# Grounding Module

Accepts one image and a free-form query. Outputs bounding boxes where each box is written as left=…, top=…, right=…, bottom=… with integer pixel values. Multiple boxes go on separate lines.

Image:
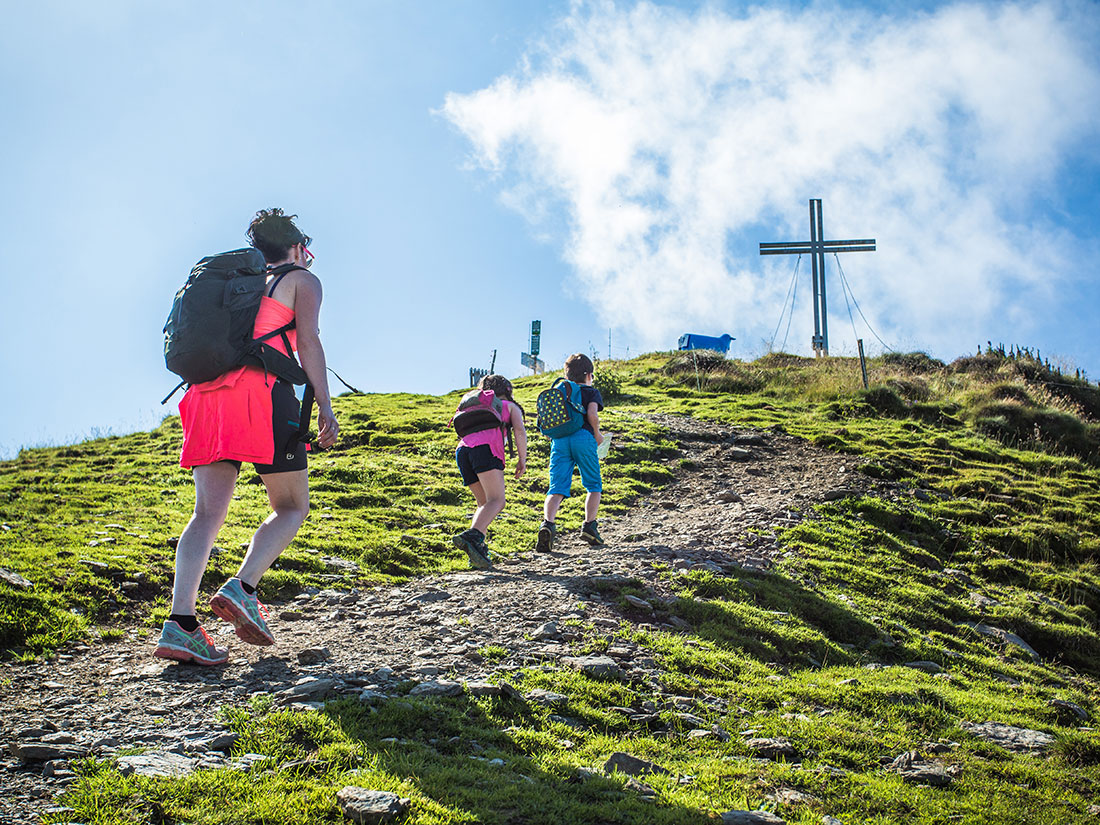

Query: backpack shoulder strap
left=266, top=264, right=308, bottom=298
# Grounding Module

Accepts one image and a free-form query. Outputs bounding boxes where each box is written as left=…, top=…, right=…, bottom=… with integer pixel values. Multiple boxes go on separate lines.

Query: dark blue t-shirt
left=580, top=385, right=604, bottom=435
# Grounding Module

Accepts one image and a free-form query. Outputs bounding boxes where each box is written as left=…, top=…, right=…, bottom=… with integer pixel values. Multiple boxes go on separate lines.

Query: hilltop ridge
left=1, top=350, right=1098, bottom=824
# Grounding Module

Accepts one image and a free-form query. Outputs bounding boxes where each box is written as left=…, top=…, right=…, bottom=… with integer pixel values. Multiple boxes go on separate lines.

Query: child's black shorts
left=455, top=444, right=505, bottom=486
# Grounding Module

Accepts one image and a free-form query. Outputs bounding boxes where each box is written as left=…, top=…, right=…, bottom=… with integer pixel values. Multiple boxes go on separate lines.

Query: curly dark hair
left=247, top=208, right=312, bottom=263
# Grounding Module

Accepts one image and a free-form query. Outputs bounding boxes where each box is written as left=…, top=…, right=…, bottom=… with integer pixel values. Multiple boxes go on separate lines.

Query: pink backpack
left=449, top=389, right=516, bottom=455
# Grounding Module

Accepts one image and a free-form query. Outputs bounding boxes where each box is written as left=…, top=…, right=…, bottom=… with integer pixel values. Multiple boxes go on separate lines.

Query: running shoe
left=535, top=521, right=556, bottom=552
left=453, top=529, right=492, bottom=570
left=209, top=577, right=275, bottom=646
left=580, top=520, right=605, bottom=546
left=153, top=620, right=229, bottom=666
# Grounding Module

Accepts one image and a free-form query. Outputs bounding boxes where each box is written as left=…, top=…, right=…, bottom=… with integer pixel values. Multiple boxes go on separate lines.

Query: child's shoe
left=535, top=520, right=556, bottom=553
left=153, top=620, right=229, bottom=666
left=453, top=528, right=492, bottom=570
left=580, top=520, right=605, bottom=546
left=210, top=577, right=275, bottom=646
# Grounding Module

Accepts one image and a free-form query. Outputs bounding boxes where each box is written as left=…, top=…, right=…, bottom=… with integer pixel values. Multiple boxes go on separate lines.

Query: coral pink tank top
left=178, top=296, right=299, bottom=468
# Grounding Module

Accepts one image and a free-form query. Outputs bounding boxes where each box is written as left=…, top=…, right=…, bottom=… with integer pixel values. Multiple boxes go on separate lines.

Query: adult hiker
left=155, top=208, right=338, bottom=665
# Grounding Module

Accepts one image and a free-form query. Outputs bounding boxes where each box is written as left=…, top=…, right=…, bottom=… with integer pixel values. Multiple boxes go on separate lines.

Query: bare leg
left=471, top=469, right=505, bottom=534
left=468, top=481, right=487, bottom=508
left=236, top=469, right=309, bottom=588
left=584, top=491, right=602, bottom=523
left=171, top=461, right=239, bottom=616
left=543, top=493, right=564, bottom=523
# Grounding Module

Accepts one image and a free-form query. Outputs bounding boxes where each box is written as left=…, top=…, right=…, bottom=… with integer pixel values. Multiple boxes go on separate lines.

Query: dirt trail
left=0, top=414, right=885, bottom=823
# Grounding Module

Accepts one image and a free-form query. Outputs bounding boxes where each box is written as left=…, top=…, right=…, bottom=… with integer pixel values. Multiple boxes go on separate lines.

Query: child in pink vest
left=451, top=374, right=528, bottom=568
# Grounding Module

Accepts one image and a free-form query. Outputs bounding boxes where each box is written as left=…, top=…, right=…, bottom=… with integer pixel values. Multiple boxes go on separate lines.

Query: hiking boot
left=153, top=620, right=229, bottom=666
left=535, top=521, right=556, bottom=552
left=453, top=529, right=492, bottom=570
left=580, top=520, right=605, bottom=546
left=209, top=577, right=275, bottom=646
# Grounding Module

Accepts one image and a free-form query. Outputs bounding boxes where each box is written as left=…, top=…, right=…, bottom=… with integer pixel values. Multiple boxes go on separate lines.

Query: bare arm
left=587, top=401, right=603, bottom=445
left=291, top=272, right=339, bottom=448
left=511, top=407, right=528, bottom=478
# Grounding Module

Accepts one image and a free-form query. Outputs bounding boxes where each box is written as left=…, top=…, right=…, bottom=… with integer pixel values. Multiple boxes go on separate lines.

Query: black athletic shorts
left=455, top=444, right=505, bottom=486
left=224, top=380, right=309, bottom=475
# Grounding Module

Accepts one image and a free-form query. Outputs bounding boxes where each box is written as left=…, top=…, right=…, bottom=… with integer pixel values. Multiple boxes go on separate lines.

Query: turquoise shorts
left=548, top=429, right=602, bottom=497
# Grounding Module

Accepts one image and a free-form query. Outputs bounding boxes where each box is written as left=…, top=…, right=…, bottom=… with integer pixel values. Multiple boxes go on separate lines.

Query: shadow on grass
left=323, top=691, right=713, bottom=825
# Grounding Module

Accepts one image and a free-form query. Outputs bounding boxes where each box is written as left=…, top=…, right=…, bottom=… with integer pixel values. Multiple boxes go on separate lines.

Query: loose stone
left=335, top=787, right=411, bottom=824
left=720, top=812, right=785, bottom=824
left=603, top=751, right=671, bottom=777
left=959, top=721, right=1055, bottom=753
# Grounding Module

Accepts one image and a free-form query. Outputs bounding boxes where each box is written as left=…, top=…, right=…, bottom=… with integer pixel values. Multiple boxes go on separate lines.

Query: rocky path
left=1, top=415, right=881, bottom=823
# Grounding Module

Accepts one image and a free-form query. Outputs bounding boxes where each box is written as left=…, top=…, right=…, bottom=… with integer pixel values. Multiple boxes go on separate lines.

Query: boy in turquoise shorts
left=536, top=353, right=605, bottom=551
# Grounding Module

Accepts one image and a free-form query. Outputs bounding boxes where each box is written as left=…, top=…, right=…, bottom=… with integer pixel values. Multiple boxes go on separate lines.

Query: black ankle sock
left=240, top=580, right=256, bottom=595
left=170, top=613, right=200, bottom=632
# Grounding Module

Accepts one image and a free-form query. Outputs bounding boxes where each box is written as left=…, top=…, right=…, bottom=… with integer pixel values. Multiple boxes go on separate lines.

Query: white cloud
left=443, top=1, right=1100, bottom=358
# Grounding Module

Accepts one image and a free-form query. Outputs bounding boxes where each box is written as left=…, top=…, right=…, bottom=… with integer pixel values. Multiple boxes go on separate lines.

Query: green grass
left=7, top=348, right=1100, bottom=823
left=0, top=388, right=677, bottom=656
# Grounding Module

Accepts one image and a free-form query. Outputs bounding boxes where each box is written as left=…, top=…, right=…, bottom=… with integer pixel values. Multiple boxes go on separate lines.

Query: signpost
left=522, top=321, right=545, bottom=373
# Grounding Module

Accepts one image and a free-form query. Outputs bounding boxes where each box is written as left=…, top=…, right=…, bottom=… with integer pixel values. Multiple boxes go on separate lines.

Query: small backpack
left=450, top=389, right=516, bottom=456
left=162, top=248, right=308, bottom=401
left=536, top=378, right=586, bottom=438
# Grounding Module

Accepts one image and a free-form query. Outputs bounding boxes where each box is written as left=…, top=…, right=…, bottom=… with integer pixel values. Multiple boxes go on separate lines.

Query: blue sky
left=2, top=0, right=1098, bottom=460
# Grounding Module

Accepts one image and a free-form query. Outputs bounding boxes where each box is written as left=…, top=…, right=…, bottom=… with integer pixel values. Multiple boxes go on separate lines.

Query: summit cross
left=760, top=199, right=875, bottom=357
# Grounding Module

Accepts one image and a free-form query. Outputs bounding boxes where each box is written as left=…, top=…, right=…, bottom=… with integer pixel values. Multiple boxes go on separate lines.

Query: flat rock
left=117, top=752, right=196, bottom=778
left=562, top=655, right=622, bottom=679
left=281, top=677, right=338, bottom=702
left=966, top=623, right=1040, bottom=662
left=603, top=751, right=671, bottom=777
left=408, top=680, right=463, bottom=697
left=960, top=721, right=1055, bottom=753
left=336, top=787, right=411, bottom=824
left=181, top=731, right=240, bottom=754
left=773, top=787, right=820, bottom=805
left=745, top=737, right=798, bottom=760
left=622, top=595, right=653, bottom=611
left=1049, top=699, right=1089, bottom=721
left=525, top=689, right=568, bottom=707
left=887, top=751, right=955, bottom=786
left=721, top=812, right=785, bottom=825
left=903, top=661, right=944, bottom=674
left=0, top=567, right=33, bottom=588
left=622, top=776, right=656, bottom=797
left=10, top=742, right=86, bottom=762
left=726, top=447, right=754, bottom=461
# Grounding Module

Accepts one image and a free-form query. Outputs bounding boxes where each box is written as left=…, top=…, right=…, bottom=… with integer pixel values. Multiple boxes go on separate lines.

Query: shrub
left=593, top=367, right=625, bottom=402
left=662, top=351, right=763, bottom=394
left=858, top=386, right=907, bottom=416
left=880, top=351, right=945, bottom=374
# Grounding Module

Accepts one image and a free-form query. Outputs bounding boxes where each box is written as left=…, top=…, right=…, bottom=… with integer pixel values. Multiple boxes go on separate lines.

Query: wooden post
left=857, top=339, right=869, bottom=389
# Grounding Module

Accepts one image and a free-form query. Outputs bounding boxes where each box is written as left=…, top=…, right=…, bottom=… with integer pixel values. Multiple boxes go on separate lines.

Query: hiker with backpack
left=450, top=374, right=528, bottom=569
left=155, top=208, right=338, bottom=666
left=535, top=353, right=606, bottom=551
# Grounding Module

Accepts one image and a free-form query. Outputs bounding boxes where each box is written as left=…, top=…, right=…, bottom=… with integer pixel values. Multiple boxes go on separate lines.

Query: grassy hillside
left=3, top=347, right=1099, bottom=824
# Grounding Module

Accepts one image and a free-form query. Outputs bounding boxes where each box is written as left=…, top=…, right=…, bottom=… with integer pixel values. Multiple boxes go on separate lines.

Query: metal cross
left=760, top=199, right=875, bottom=356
